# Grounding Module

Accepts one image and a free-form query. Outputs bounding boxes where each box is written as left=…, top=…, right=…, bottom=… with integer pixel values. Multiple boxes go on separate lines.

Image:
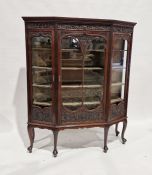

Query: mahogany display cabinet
left=22, top=17, right=136, bottom=157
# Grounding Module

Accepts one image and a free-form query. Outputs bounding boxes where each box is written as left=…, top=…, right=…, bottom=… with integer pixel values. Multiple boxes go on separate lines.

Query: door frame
left=57, top=29, right=110, bottom=125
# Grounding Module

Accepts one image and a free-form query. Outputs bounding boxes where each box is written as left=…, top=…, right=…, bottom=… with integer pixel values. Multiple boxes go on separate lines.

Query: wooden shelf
left=32, top=84, right=51, bottom=88
left=33, top=101, right=51, bottom=106
left=32, top=47, right=51, bottom=51
left=111, top=98, right=123, bottom=103
left=63, top=101, right=100, bottom=106
left=112, top=65, right=126, bottom=69
left=62, top=67, right=103, bottom=70
left=87, top=49, right=104, bottom=52
left=61, top=49, right=104, bottom=52
left=62, top=84, right=102, bottom=88
left=32, top=66, right=52, bottom=70
left=112, top=49, right=127, bottom=52
left=62, top=58, right=82, bottom=61
left=111, top=82, right=125, bottom=86
left=62, top=49, right=80, bottom=52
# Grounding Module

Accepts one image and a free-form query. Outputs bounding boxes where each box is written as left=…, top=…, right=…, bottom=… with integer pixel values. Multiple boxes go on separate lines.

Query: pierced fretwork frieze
left=32, top=106, right=53, bottom=122
left=62, top=105, right=104, bottom=122
left=109, top=101, right=125, bottom=120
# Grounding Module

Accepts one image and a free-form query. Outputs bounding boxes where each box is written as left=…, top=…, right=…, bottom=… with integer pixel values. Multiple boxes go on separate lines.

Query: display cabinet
left=22, top=17, right=136, bottom=157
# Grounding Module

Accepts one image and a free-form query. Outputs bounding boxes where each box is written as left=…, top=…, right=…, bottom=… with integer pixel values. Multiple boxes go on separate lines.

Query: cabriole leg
left=115, top=123, right=120, bottom=136
left=27, top=125, right=35, bottom=153
left=53, top=130, right=59, bottom=157
left=121, top=119, right=127, bottom=144
left=103, top=126, right=110, bottom=153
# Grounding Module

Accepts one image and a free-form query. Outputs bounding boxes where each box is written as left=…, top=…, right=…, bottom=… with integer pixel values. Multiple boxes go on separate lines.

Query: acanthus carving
left=109, top=101, right=125, bottom=119
left=32, top=106, right=53, bottom=122
left=27, top=22, right=54, bottom=29
left=30, top=32, right=51, bottom=38
left=62, top=105, right=104, bottom=122
left=113, top=26, right=133, bottom=33
left=57, top=24, right=111, bottom=31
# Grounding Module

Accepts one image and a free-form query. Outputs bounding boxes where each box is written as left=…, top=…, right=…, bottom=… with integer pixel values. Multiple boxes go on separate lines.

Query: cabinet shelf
left=32, top=66, right=52, bottom=70
left=62, top=49, right=80, bottom=52
left=33, top=101, right=51, bottom=106
left=87, top=49, right=104, bottom=52
left=32, top=84, right=51, bottom=88
left=111, top=82, right=125, bottom=86
left=32, top=47, right=51, bottom=51
left=62, top=58, right=82, bottom=61
left=112, top=49, right=127, bottom=52
left=61, top=49, right=104, bottom=52
left=112, top=65, right=126, bottom=69
left=111, top=98, right=123, bottom=103
left=62, top=84, right=102, bottom=88
left=63, top=101, right=100, bottom=106
left=62, top=67, right=103, bottom=70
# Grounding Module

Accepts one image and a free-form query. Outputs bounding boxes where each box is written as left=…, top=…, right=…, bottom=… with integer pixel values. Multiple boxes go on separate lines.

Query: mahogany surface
left=23, top=17, right=136, bottom=157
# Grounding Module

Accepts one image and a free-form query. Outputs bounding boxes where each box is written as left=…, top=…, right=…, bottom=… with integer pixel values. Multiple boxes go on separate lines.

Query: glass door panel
left=31, top=34, right=52, bottom=107
left=61, top=34, right=106, bottom=111
left=83, top=36, right=105, bottom=110
left=111, top=38, right=128, bottom=104
left=61, top=36, right=83, bottom=110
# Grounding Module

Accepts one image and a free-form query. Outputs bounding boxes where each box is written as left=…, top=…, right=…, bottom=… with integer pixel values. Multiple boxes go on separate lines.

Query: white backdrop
left=0, top=0, right=152, bottom=175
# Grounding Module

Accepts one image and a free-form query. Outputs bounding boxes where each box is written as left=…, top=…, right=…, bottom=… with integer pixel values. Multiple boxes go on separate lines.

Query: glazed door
left=28, top=31, right=55, bottom=124
left=109, top=34, right=131, bottom=120
left=59, top=31, right=108, bottom=123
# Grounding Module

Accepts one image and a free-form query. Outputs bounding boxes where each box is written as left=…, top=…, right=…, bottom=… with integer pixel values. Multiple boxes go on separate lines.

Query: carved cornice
left=113, top=26, right=133, bottom=33
left=26, top=22, right=133, bottom=34
left=26, top=22, right=54, bottom=29
left=27, top=22, right=111, bottom=31
left=57, top=24, right=111, bottom=31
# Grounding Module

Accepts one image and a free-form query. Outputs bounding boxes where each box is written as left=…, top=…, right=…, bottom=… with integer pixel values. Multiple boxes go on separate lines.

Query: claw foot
left=122, top=138, right=127, bottom=144
left=53, top=150, right=58, bottom=157
left=116, top=131, right=120, bottom=136
left=27, top=146, right=32, bottom=153
left=103, top=146, right=108, bottom=153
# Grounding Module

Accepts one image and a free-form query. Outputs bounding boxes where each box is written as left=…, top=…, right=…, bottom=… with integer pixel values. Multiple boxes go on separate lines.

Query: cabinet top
left=22, top=16, right=136, bottom=27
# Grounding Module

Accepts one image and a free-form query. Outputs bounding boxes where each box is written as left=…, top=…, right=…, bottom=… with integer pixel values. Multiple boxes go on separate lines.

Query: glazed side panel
left=108, top=31, right=133, bottom=121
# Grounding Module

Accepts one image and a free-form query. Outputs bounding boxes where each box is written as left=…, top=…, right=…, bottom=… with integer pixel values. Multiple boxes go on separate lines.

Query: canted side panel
left=108, top=31, right=133, bottom=121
